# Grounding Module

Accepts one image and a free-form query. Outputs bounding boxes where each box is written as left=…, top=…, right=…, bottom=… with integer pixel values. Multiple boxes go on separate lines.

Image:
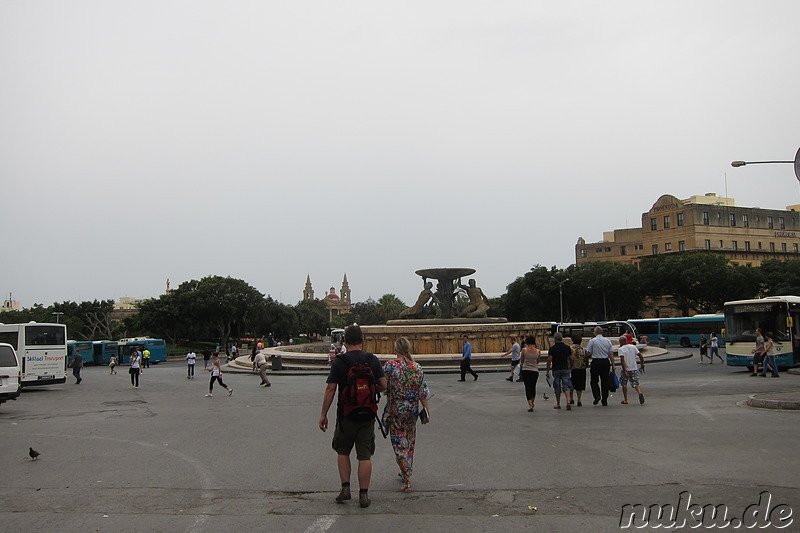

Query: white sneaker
left=228, top=389, right=234, bottom=396
left=205, top=393, right=213, bottom=397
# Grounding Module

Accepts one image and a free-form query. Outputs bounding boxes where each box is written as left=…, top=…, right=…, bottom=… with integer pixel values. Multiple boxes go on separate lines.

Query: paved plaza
left=2, top=352, right=798, bottom=532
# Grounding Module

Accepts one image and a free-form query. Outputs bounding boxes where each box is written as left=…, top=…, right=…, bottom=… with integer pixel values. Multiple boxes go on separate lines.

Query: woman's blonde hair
left=394, top=337, right=413, bottom=361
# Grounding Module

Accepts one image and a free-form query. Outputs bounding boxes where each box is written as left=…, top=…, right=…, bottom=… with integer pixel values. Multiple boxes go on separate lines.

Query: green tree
left=640, top=252, right=759, bottom=315
left=376, top=294, right=406, bottom=323
left=295, top=299, right=329, bottom=338
left=351, top=299, right=381, bottom=325
left=566, top=261, right=643, bottom=321
left=265, top=300, right=299, bottom=341
left=759, top=259, right=800, bottom=296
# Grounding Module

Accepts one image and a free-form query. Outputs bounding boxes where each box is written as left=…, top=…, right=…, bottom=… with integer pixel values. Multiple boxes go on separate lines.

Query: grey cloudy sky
left=2, top=1, right=799, bottom=309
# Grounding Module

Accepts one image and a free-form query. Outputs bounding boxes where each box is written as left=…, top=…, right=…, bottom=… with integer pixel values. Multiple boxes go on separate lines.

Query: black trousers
left=589, top=358, right=611, bottom=403
left=460, top=358, right=478, bottom=380
left=521, top=370, right=539, bottom=400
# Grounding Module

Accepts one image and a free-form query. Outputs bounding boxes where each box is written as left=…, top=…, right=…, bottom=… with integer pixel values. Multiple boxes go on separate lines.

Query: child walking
left=206, top=352, right=233, bottom=397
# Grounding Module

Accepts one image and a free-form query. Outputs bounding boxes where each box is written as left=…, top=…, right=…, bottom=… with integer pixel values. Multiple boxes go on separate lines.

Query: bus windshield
left=725, top=304, right=789, bottom=343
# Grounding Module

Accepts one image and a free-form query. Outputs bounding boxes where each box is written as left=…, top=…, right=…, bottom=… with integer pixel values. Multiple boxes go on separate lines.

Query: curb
left=745, top=392, right=800, bottom=411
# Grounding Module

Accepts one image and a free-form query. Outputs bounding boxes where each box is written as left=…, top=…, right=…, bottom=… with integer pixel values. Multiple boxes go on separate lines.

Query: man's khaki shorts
left=332, top=416, right=376, bottom=460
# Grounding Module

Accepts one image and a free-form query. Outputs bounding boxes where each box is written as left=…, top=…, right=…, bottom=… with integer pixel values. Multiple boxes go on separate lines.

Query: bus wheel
left=680, top=337, right=691, bottom=348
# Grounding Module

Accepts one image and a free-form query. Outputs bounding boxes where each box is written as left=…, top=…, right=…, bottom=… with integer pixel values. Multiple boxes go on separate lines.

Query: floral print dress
left=382, top=358, right=430, bottom=485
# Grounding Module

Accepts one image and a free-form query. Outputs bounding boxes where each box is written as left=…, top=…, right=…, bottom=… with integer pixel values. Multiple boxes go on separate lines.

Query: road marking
left=304, top=515, right=338, bottom=533
left=694, top=405, right=715, bottom=421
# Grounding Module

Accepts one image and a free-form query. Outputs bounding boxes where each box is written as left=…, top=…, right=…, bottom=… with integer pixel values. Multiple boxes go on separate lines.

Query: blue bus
left=68, top=340, right=95, bottom=366
left=627, top=319, right=660, bottom=344
left=658, top=315, right=725, bottom=348
left=117, top=338, right=167, bottom=364
left=724, top=296, right=800, bottom=371
left=92, top=340, right=118, bottom=365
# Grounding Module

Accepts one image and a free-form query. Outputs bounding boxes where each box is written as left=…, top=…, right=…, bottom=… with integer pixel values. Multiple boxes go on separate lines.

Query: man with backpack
left=319, top=324, right=387, bottom=508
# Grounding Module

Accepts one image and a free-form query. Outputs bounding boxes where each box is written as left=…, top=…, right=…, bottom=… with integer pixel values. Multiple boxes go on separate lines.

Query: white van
left=0, top=342, right=22, bottom=405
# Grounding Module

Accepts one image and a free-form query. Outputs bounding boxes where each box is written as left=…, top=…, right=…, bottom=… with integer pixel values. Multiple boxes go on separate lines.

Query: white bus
left=0, top=322, right=68, bottom=386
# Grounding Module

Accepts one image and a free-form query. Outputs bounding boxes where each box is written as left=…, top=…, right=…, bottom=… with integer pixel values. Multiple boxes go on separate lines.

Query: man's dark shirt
left=326, top=349, right=385, bottom=417
left=548, top=342, right=572, bottom=371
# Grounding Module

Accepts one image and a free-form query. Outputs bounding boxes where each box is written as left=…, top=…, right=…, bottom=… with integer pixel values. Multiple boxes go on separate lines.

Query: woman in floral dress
left=382, top=337, right=431, bottom=493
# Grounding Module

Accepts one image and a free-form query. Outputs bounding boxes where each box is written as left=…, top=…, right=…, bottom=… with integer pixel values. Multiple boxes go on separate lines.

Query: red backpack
left=339, top=352, right=379, bottom=422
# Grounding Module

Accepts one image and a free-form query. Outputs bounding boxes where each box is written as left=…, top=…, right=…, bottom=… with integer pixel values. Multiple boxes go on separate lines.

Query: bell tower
left=303, top=275, right=315, bottom=300
left=340, top=273, right=351, bottom=305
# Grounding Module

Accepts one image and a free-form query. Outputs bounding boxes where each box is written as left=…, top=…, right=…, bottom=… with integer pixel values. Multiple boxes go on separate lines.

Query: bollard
left=271, top=355, right=283, bottom=371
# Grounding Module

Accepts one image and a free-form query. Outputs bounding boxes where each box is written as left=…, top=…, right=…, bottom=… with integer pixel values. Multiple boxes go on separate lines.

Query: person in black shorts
left=319, top=324, right=387, bottom=508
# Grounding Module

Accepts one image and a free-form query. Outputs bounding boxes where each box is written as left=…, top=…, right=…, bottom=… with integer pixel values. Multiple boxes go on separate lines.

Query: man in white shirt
left=617, top=337, right=644, bottom=404
left=254, top=350, right=271, bottom=387
left=186, top=351, right=196, bottom=379
left=586, top=326, right=615, bottom=406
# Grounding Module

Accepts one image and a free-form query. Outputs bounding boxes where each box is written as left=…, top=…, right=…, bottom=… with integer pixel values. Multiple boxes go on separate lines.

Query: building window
left=729, top=213, right=736, bottom=226
left=664, top=216, right=671, bottom=229
left=794, top=244, right=798, bottom=253
left=620, top=246, right=627, bottom=256
left=780, top=217, right=786, bottom=230
left=705, top=239, right=711, bottom=250
left=743, top=214, right=749, bottom=227
left=702, top=211, right=709, bottom=225
left=652, top=244, right=659, bottom=255
left=770, top=242, right=775, bottom=252
left=745, top=241, right=751, bottom=251
left=677, top=213, right=684, bottom=227
left=580, top=249, right=587, bottom=258
left=747, top=262, right=752, bottom=267
left=732, top=241, right=738, bottom=251
left=758, top=242, right=762, bottom=249
left=678, top=240, right=686, bottom=251
left=596, top=248, right=602, bottom=252
left=719, top=240, right=724, bottom=249
left=782, top=243, right=787, bottom=252
left=665, top=242, right=672, bottom=251
left=650, top=218, right=657, bottom=231
left=605, top=247, right=611, bottom=252
left=768, top=216, right=774, bottom=229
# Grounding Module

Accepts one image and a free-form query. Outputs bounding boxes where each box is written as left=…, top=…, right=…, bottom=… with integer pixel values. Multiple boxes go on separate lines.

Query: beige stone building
left=577, top=193, right=800, bottom=269
left=303, top=274, right=352, bottom=321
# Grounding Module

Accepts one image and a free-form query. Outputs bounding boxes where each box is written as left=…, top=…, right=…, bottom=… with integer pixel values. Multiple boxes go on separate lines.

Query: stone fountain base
left=362, top=321, right=551, bottom=356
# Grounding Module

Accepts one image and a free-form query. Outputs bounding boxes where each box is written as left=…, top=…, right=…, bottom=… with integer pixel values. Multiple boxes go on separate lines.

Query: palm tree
left=376, top=294, right=406, bottom=323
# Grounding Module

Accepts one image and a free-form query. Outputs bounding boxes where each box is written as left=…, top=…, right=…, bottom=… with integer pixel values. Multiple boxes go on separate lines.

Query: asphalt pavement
left=1, top=350, right=798, bottom=532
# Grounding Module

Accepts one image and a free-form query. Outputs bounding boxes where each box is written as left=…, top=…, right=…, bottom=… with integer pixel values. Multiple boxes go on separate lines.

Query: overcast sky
left=2, top=1, right=799, bottom=309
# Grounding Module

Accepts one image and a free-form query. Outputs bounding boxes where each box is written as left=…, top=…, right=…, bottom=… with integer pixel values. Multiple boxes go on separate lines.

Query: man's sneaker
left=228, top=388, right=234, bottom=396
left=335, top=486, right=351, bottom=503
left=205, top=394, right=213, bottom=397
left=359, top=491, right=370, bottom=508
left=639, top=393, right=645, bottom=404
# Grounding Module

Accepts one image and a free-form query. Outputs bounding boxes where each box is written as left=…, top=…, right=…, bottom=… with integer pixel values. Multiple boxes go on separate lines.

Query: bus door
left=791, top=312, right=800, bottom=365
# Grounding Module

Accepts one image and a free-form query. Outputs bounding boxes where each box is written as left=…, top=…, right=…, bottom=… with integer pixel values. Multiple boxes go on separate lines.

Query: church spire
left=303, top=275, right=314, bottom=300
left=340, top=273, right=351, bottom=305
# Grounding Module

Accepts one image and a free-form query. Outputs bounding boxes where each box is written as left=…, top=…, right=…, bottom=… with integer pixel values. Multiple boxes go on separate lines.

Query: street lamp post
left=731, top=146, right=800, bottom=182
left=51, top=312, right=64, bottom=324
left=554, top=278, right=569, bottom=323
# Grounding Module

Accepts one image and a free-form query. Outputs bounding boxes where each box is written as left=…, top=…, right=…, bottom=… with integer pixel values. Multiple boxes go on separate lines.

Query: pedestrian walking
left=186, top=350, right=196, bottom=379
left=709, top=332, right=723, bottom=364
left=761, top=332, right=779, bottom=378
left=618, top=336, right=645, bottom=404
left=751, top=328, right=765, bottom=376
left=459, top=335, right=478, bottom=381
left=382, top=337, right=431, bottom=493
left=206, top=353, right=233, bottom=397
left=69, top=351, right=83, bottom=384
left=587, top=326, right=614, bottom=406
left=519, top=335, right=541, bottom=411
left=570, top=333, right=589, bottom=407
left=254, top=350, right=271, bottom=387
left=109, top=354, right=118, bottom=375
left=546, top=332, right=573, bottom=410
left=129, top=348, right=142, bottom=388
left=319, top=324, right=387, bottom=508
left=501, top=336, right=521, bottom=382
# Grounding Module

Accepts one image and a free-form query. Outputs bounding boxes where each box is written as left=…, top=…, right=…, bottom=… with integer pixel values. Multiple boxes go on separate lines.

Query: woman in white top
left=762, top=332, right=779, bottom=377
left=519, top=335, right=541, bottom=411
left=206, top=353, right=233, bottom=397
left=129, top=349, right=142, bottom=388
